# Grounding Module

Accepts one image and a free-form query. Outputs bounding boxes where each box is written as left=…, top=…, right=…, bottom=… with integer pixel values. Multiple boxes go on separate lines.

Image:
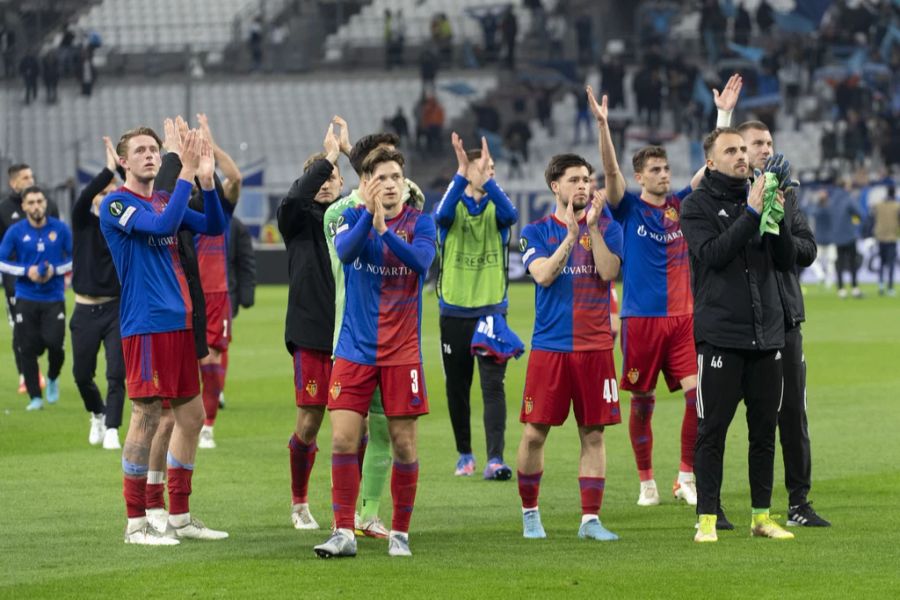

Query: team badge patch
left=627, top=369, right=640, bottom=384
left=48, top=231, right=58, bottom=242
left=330, top=382, right=341, bottom=400
left=518, top=237, right=528, bottom=252
left=579, top=232, right=591, bottom=251
left=397, top=229, right=408, bottom=242
left=524, top=396, right=534, bottom=415
left=306, top=380, right=318, bottom=397
left=109, top=200, right=124, bottom=217
left=664, top=207, right=679, bottom=223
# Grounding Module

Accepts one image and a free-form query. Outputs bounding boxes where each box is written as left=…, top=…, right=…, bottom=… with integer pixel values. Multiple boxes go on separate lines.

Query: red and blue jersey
left=521, top=212, right=623, bottom=352
left=100, top=179, right=225, bottom=337
left=334, top=204, right=436, bottom=366
left=196, top=190, right=235, bottom=295
left=611, top=188, right=693, bottom=318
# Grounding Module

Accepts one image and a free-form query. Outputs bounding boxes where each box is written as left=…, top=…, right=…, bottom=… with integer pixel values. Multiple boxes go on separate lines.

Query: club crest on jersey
left=627, top=368, right=640, bottom=384
left=524, top=396, right=534, bottom=415
left=109, top=200, right=124, bottom=217
left=330, top=381, right=341, bottom=400
left=48, top=231, right=58, bottom=242
left=306, top=380, right=318, bottom=397
left=579, top=232, right=591, bottom=251
left=518, top=237, right=528, bottom=252
left=397, top=229, right=408, bottom=243
left=664, top=207, right=679, bottom=223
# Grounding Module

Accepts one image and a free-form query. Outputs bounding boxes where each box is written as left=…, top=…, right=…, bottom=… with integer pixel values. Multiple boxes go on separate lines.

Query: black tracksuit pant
left=4, top=293, right=24, bottom=375
left=778, top=326, right=812, bottom=507
left=695, top=343, right=783, bottom=515
left=440, top=315, right=508, bottom=461
left=15, top=299, right=66, bottom=399
left=70, top=299, right=126, bottom=428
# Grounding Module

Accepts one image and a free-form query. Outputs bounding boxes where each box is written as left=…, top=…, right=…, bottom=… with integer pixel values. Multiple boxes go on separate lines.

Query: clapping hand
left=586, top=85, right=608, bottom=126
left=197, top=131, right=216, bottom=190
left=587, top=189, right=607, bottom=229
left=564, top=196, right=580, bottom=241
left=104, top=136, right=118, bottom=171
left=323, top=123, right=340, bottom=162
left=713, top=73, right=743, bottom=112
left=332, top=115, right=352, bottom=156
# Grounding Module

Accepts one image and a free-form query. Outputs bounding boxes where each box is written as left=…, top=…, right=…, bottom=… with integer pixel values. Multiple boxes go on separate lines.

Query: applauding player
left=101, top=126, right=227, bottom=545
left=516, top=154, right=624, bottom=541
left=588, top=83, right=711, bottom=507
left=314, top=148, right=436, bottom=558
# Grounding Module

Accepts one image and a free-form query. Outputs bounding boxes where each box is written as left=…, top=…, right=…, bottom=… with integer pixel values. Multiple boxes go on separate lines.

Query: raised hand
left=360, top=176, right=383, bottom=215
left=197, top=133, right=216, bottom=189
left=180, top=130, right=202, bottom=173
left=332, top=115, right=352, bottom=155
left=764, top=153, right=793, bottom=190
left=713, top=73, right=743, bottom=112
left=372, top=194, right=387, bottom=234
left=586, top=85, right=608, bottom=126
left=451, top=131, right=468, bottom=176
left=587, top=188, right=607, bottom=228
left=475, top=135, right=492, bottom=181
left=323, top=123, right=340, bottom=161
left=175, top=115, right=190, bottom=143
left=163, top=118, right=182, bottom=155
left=103, top=136, right=118, bottom=171
left=564, top=196, right=579, bottom=240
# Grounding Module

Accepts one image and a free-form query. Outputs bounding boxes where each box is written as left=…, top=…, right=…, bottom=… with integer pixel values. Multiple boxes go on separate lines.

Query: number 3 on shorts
left=410, top=369, right=419, bottom=394
left=603, top=378, right=619, bottom=403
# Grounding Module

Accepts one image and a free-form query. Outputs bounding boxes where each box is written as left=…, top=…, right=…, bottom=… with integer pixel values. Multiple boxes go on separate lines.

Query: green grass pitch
left=1, top=283, right=899, bottom=599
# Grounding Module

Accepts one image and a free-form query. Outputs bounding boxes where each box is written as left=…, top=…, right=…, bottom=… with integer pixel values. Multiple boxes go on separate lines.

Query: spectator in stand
left=757, top=0, right=776, bottom=35
left=600, top=52, right=626, bottom=109
left=572, top=84, right=593, bottom=145
left=41, top=51, right=59, bottom=104
left=422, top=92, right=446, bottom=154
left=701, top=0, right=726, bottom=65
left=59, top=25, right=76, bottom=77
left=575, top=15, right=594, bottom=65
left=874, top=187, right=900, bottom=296
left=19, top=52, right=39, bottom=105
left=667, top=54, right=694, bottom=134
left=389, top=107, right=410, bottom=147
left=80, top=47, right=95, bottom=97
left=505, top=99, right=533, bottom=174
left=475, top=8, right=499, bottom=63
left=1, top=24, right=15, bottom=79
left=633, top=64, right=663, bottom=131
left=431, top=13, right=453, bottom=65
left=249, top=16, right=264, bottom=71
left=734, top=2, right=753, bottom=46
left=501, top=6, right=518, bottom=70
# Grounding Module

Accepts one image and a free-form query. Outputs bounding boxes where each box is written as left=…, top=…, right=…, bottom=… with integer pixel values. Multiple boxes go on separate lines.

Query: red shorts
left=205, top=292, right=232, bottom=352
left=521, top=349, right=622, bottom=427
left=293, top=348, right=333, bottom=407
left=123, top=330, right=200, bottom=400
left=620, top=315, right=697, bottom=393
left=328, top=358, right=428, bottom=418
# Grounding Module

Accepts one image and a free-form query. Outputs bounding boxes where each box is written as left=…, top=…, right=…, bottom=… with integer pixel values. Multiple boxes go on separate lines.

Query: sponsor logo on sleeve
left=518, top=237, right=528, bottom=252
left=109, top=200, right=124, bottom=217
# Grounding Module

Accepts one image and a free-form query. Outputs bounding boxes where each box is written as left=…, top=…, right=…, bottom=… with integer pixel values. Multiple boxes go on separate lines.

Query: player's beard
left=570, top=195, right=589, bottom=211
left=27, top=209, right=46, bottom=224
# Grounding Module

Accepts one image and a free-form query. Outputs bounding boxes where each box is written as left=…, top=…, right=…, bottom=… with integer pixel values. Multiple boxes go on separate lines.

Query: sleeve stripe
left=336, top=224, right=349, bottom=234
left=522, top=248, right=536, bottom=263
left=55, top=261, right=73, bottom=275
left=0, top=261, right=26, bottom=276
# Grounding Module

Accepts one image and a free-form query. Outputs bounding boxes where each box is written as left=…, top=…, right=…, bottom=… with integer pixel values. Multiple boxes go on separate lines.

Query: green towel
left=759, top=172, right=784, bottom=236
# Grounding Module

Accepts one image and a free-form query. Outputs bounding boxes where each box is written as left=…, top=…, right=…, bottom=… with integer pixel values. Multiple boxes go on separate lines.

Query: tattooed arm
left=524, top=198, right=581, bottom=288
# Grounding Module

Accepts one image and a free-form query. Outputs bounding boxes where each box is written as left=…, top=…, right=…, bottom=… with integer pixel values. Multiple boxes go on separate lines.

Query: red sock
left=331, top=453, right=360, bottom=530
left=220, top=349, right=228, bottom=386
left=390, top=460, right=419, bottom=533
left=680, top=388, right=698, bottom=472
left=629, top=395, right=655, bottom=481
left=146, top=483, right=166, bottom=510
left=579, top=477, right=606, bottom=515
left=517, top=470, right=542, bottom=509
left=357, top=434, right=368, bottom=476
left=167, top=467, right=193, bottom=516
left=123, top=476, right=147, bottom=518
left=200, top=365, right=221, bottom=426
left=288, top=434, right=317, bottom=504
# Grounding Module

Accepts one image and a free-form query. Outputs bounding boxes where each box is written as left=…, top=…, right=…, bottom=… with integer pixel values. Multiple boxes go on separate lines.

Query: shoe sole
left=314, top=548, right=355, bottom=559
left=485, top=467, right=512, bottom=481
left=786, top=520, right=830, bottom=527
